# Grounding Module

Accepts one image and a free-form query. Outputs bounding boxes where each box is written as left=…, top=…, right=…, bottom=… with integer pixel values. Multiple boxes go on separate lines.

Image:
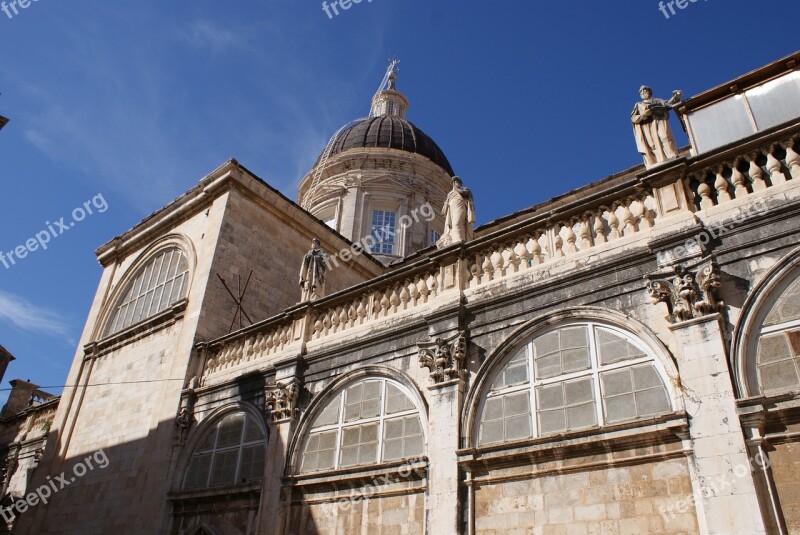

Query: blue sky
left=0, top=0, right=798, bottom=401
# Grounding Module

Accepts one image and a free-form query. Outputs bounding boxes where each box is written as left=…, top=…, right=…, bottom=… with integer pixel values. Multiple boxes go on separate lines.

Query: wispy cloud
left=181, top=20, right=242, bottom=50
left=0, top=290, right=74, bottom=341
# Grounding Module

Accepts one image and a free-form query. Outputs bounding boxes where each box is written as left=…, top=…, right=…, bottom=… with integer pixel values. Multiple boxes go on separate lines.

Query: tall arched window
left=300, top=378, right=424, bottom=473
left=103, top=247, right=189, bottom=336
left=753, top=273, right=800, bottom=394
left=183, top=412, right=266, bottom=490
left=477, top=322, right=672, bottom=446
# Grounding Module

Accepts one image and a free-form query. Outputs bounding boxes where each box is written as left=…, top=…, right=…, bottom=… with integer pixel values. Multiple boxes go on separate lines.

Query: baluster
left=714, top=166, right=732, bottom=204
left=731, top=160, right=749, bottom=198
left=578, top=216, right=592, bottom=249
left=783, top=140, right=800, bottom=181
left=553, top=232, right=565, bottom=258
left=607, top=207, right=621, bottom=241
left=482, top=251, right=494, bottom=280
left=697, top=180, right=715, bottom=210
left=491, top=248, right=504, bottom=276
left=528, top=234, right=543, bottom=265
left=620, top=201, right=637, bottom=237
left=356, top=298, right=367, bottom=324
left=563, top=222, right=578, bottom=254
left=766, top=148, right=786, bottom=185
left=408, top=280, right=420, bottom=305
left=418, top=276, right=429, bottom=302
left=399, top=283, right=410, bottom=309
left=339, top=307, right=349, bottom=329
left=593, top=212, right=606, bottom=245
left=747, top=154, right=767, bottom=191
left=514, top=239, right=529, bottom=270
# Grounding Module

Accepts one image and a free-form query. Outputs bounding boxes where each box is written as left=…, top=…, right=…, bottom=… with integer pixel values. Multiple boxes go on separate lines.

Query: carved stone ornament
left=645, top=258, right=722, bottom=324
left=418, top=331, right=467, bottom=385
left=265, top=380, right=301, bottom=423
left=174, top=378, right=198, bottom=446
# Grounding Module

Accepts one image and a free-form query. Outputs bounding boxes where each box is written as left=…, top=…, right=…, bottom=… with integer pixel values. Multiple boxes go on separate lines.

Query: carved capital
left=174, top=379, right=198, bottom=446
left=645, top=258, right=723, bottom=324
left=265, top=379, right=301, bottom=423
left=418, top=331, right=467, bottom=386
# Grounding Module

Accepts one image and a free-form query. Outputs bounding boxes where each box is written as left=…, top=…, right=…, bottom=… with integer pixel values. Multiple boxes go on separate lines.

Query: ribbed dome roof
left=326, top=116, right=454, bottom=176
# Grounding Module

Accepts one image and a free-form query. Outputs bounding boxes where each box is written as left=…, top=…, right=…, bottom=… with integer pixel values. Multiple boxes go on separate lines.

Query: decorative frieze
left=645, top=258, right=722, bottom=324
left=418, top=332, right=467, bottom=385
left=265, top=380, right=301, bottom=423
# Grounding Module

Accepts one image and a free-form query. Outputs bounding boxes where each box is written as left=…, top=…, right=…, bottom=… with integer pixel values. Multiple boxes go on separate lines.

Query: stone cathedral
left=3, top=52, right=800, bottom=535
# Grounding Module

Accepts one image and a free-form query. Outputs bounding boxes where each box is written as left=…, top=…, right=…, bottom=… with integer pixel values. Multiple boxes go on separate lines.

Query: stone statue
left=632, top=86, right=682, bottom=168
left=436, top=176, right=475, bottom=249
left=299, top=238, right=328, bottom=302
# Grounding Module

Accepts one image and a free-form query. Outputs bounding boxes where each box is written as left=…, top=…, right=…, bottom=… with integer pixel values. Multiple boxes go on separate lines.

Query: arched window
left=753, top=273, right=800, bottom=394
left=300, top=378, right=424, bottom=473
left=477, top=322, right=672, bottom=446
left=104, top=247, right=189, bottom=336
left=182, top=412, right=266, bottom=490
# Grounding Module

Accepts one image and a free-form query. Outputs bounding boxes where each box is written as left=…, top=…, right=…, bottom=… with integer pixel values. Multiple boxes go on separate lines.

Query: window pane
left=596, top=328, right=645, bottom=365
left=764, top=278, right=800, bottom=326
left=635, top=388, right=671, bottom=416
left=567, top=403, right=597, bottom=429
left=688, top=95, right=755, bottom=153
left=217, top=414, right=245, bottom=448
left=760, top=361, right=800, bottom=393
left=601, top=369, right=633, bottom=397
left=758, top=333, right=793, bottom=364
left=746, top=72, right=800, bottom=131
left=238, top=445, right=265, bottom=482
left=605, top=393, right=637, bottom=423
left=209, top=450, right=239, bottom=487
left=184, top=454, right=212, bottom=489
left=505, top=414, right=532, bottom=441
left=538, top=409, right=566, bottom=434
left=385, top=383, right=414, bottom=414
left=564, top=378, right=594, bottom=405
left=534, top=327, right=590, bottom=379
left=537, top=384, right=564, bottom=411
left=243, top=419, right=265, bottom=442
left=314, top=394, right=341, bottom=428
left=492, top=349, right=529, bottom=390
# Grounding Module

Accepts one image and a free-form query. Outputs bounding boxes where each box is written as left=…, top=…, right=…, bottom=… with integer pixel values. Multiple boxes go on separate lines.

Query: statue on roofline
left=632, top=85, right=682, bottom=168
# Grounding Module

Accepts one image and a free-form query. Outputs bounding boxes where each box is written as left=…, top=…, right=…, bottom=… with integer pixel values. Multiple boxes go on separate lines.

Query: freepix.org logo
left=658, top=0, right=708, bottom=20
left=0, top=194, right=109, bottom=271
left=1, top=0, right=41, bottom=21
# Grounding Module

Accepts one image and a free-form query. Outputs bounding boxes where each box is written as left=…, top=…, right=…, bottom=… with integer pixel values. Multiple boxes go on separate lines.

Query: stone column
left=257, top=367, right=301, bottom=535
left=418, top=332, right=467, bottom=535
left=668, top=314, right=767, bottom=535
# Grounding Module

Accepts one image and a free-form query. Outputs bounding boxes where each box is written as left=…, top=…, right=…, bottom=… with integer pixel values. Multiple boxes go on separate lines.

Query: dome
left=325, top=116, right=454, bottom=177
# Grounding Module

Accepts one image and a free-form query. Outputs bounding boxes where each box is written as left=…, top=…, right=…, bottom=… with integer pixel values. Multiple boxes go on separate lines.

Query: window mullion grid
left=232, top=416, right=247, bottom=485
left=589, top=324, right=604, bottom=429
left=333, top=393, right=345, bottom=470
left=761, top=318, right=800, bottom=335
left=205, top=424, right=220, bottom=488
left=526, top=342, right=538, bottom=439
left=377, top=380, right=388, bottom=464
left=153, top=249, right=176, bottom=315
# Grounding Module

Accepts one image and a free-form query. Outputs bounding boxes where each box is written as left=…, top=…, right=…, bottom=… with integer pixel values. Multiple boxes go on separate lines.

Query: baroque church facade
left=4, top=52, right=800, bottom=534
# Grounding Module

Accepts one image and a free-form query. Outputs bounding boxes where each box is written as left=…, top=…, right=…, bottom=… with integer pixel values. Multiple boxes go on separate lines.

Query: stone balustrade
left=200, top=125, right=800, bottom=380
left=686, top=134, right=800, bottom=210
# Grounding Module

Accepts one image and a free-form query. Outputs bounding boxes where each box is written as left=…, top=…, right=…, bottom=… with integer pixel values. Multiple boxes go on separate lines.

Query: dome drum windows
left=477, top=323, right=673, bottom=447
left=103, top=246, right=190, bottom=337
left=300, top=379, right=425, bottom=474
